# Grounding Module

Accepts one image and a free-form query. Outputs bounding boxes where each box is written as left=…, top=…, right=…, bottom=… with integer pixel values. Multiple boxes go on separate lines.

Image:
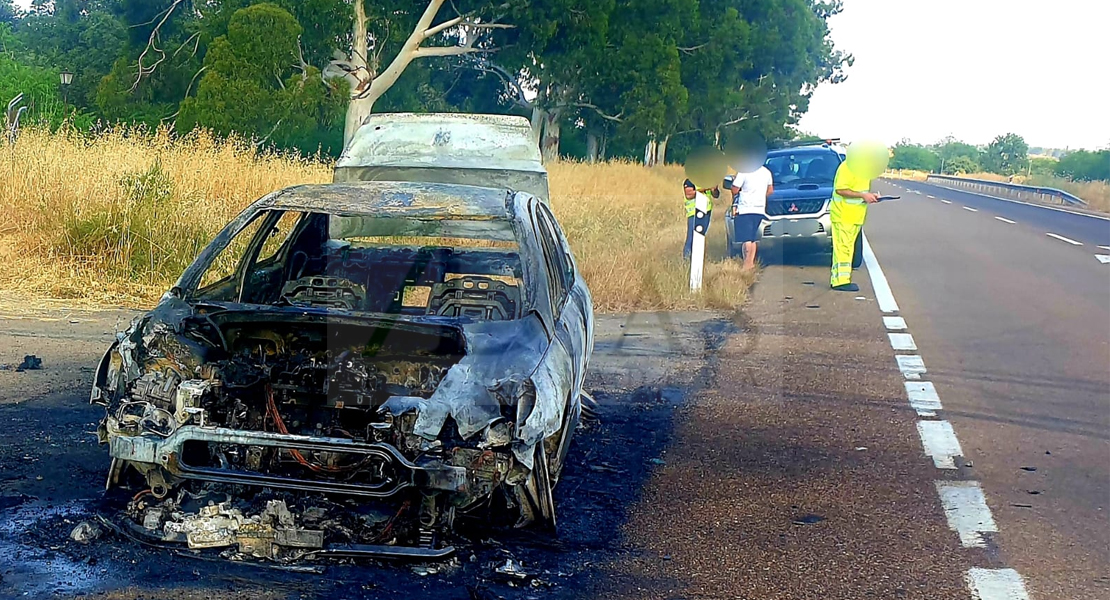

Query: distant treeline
left=890, top=133, right=1109, bottom=182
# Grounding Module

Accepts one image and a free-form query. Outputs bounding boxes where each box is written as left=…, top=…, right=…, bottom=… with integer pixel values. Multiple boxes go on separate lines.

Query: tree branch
left=412, top=44, right=480, bottom=58
left=130, top=0, right=187, bottom=92
left=424, top=16, right=464, bottom=38
left=574, top=102, right=623, bottom=122
left=719, top=112, right=760, bottom=128
left=464, top=58, right=532, bottom=110
left=678, top=43, right=708, bottom=54
left=253, top=119, right=284, bottom=149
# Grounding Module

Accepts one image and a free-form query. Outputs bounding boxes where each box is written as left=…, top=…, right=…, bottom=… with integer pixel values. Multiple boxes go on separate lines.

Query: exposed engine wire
left=264, top=385, right=369, bottom=474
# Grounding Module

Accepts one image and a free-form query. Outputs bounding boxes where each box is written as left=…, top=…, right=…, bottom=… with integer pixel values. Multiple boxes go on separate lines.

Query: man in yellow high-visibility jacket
left=830, top=141, right=888, bottom=292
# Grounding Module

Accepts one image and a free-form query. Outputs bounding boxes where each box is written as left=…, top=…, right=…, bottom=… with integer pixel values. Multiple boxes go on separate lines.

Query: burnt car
left=90, top=180, right=593, bottom=560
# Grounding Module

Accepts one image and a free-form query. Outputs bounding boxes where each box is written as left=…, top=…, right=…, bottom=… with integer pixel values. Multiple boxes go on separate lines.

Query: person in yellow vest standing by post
left=830, top=140, right=889, bottom=292
left=683, top=179, right=720, bottom=260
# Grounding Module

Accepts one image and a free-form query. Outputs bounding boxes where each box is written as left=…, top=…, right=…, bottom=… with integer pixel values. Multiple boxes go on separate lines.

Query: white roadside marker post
left=690, top=190, right=710, bottom=291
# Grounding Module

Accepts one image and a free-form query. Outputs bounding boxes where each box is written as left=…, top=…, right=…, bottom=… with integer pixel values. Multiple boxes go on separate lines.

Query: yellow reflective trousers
left=830, top=199, right=867, bottom=287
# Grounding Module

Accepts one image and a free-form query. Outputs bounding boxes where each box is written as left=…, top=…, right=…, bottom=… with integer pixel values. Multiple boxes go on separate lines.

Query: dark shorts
left=733, top=213, right=764, bottom=243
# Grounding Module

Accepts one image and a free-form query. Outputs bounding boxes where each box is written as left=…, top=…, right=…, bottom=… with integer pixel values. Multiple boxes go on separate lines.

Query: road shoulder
left=587, top=263, right=970, bottom=599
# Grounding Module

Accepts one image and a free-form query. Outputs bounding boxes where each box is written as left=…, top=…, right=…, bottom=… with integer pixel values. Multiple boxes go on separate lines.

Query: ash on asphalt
left=0, top=313, right=726, bottom=599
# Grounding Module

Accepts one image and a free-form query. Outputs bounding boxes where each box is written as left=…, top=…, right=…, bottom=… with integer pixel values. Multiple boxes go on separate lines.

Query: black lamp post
left=59, top=69, right=73, bottom=105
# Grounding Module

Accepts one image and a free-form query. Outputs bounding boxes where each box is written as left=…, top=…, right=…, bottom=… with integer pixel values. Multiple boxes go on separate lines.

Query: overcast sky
left=798, top=0, right=1109, bottom=150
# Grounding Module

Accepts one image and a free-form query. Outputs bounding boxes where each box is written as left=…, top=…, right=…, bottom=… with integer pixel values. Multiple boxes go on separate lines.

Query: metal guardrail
left=924, top=174, right=1087, bottom=207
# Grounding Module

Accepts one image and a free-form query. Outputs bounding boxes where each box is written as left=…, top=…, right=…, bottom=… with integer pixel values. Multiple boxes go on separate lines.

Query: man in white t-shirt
left=730, top=166, right=774, bottom=269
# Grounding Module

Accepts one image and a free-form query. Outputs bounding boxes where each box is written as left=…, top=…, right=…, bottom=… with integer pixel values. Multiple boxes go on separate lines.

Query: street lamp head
left=59, top=70, right=73, bottom=86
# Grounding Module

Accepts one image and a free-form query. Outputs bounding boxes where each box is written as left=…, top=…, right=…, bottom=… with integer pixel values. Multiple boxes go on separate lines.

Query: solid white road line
left=1097, top=255, right=1110, bottom=264
left=1046, top=232, right=1083, bottom=246
left=861, top=233, right=900, bottom=313
left=966, top=568, right=1030, bottom=600
left=905, top=381, right=942, bottom=416
left=883, top=316, right=907, bottom=330
left=896, top=355, right=927, bottom=379
left=888, top=333, right=917, bottom=351
left=936, top=481, right=998, bottom=548
left=1100, top=245, right=1110, bottom=250
left=941, top=200, right=953, bottom=204
left=963, top=206, right=979, bottom=212
left=917, top=421, right=963, bottom=469
left=994, top=216, right=1016, bottom=224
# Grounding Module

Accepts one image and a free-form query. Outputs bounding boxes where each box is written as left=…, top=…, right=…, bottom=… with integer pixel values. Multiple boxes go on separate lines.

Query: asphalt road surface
left=867, top=179, right=1110, bottom=599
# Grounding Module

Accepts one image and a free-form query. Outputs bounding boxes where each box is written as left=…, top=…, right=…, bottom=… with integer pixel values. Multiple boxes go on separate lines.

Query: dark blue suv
left=726, top=142, right=861, bottom=266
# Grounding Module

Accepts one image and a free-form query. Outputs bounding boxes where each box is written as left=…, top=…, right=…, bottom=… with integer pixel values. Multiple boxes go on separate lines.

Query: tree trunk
left=541, top=108, right=562, bottom=163
left=345, top=97, right=375, bottom=146
left=656, top=135, right=670, bottom=166
left=343, top=0, right=371, bottom=147
left=530, top=106, right=545, bottom=146
left=340, top=0, right=463, bottom=149
left=644, top=136, right=657, bottom=167
left=586, top=131, right=599, bottom=163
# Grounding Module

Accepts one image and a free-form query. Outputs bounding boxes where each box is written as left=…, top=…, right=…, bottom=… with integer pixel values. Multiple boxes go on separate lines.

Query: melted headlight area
left=93, top=315, right=537, bottom=556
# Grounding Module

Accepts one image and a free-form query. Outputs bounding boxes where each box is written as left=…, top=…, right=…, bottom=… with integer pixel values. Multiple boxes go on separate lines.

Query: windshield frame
left=175, top=201, right=531, bottom=319
left=764, top=148, right=843, bottom=190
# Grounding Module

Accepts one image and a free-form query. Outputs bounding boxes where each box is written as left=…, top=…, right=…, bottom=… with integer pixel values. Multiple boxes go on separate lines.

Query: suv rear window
left=765, top=150, right=842, bottom=189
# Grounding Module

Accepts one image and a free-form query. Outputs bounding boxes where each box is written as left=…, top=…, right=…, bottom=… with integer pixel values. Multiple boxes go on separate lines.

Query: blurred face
left=684, top=146, right=728, bottom=189
left=727, top=132, right=768, bottom=173
left=846, top=141, right=890, bottom=179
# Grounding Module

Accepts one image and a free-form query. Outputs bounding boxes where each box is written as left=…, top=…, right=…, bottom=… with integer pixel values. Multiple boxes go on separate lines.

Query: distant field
left=0, top=128, right=752, bottom=311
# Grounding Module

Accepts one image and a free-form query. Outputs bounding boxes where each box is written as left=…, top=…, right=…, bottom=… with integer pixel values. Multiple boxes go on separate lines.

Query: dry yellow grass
left=883, top=169, right=929, bottom=181
left=0, top=128, right=754, bottom=312
left=548, top=160, right=753, bottom=312
left=0, top=127, right=329, bottom=304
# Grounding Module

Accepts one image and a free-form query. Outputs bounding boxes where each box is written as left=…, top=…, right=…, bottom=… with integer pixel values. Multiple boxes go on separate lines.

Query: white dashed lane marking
left=994, top=216, right=1016, bottom=224
left=941, top=199, right=953, bottom=204
left=936, top=481, right=999, bottom=548
left=1100, top=245, right=1110, bottom=251
left=883, top=316, right=907, bottom=330
left=864, top=231, right=1023, bottom=597
left=966, top=568, right=1031, bottom=600
left=1096, top=255, right=1110, bottom=264
left=896, top=355, right=927, bottom=379
left=927, top=195, right=936, bottom=199
left=905, top=381, right=942, bottom=416
left=888, top=333, right=917, bottom=351
left=1046, top=232, right=1082, bottom=246
left=963, top=206, right=979, bottom=212
left=917, top=421, right=963, bottom=469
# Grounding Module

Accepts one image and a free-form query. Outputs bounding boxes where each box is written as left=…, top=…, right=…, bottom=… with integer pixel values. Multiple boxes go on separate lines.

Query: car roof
left=337, top=113, right=545, bottom=174
left=768, top=145, right=843, bottom=157
left=260, top=181, right=515, bottom=221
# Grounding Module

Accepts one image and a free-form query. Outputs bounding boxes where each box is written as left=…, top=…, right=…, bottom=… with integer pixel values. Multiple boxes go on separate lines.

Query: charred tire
left=548, top=392, right=581, bottom=485
left=523, top=443, right=557, bottom=531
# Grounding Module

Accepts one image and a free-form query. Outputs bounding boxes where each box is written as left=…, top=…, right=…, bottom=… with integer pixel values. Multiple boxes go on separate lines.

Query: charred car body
left=90, top=177, right=593, bottom=560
